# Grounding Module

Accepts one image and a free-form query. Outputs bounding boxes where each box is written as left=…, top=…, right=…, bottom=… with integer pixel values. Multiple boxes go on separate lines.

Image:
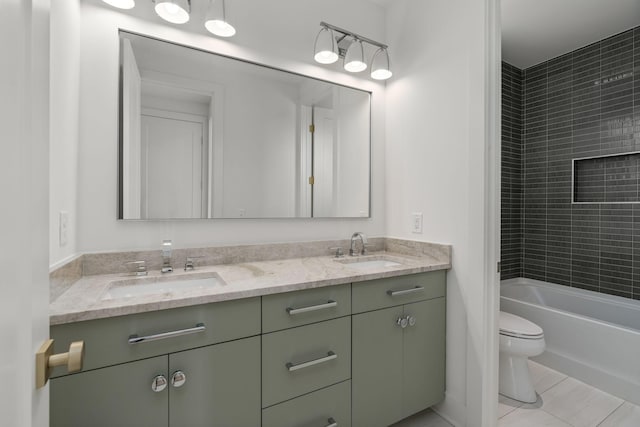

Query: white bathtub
left=501, top=277, right=640, bottom=405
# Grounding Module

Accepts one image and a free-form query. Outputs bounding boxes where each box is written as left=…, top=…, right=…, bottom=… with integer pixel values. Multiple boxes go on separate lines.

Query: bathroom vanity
left=48, top=241, right=449, bottom=427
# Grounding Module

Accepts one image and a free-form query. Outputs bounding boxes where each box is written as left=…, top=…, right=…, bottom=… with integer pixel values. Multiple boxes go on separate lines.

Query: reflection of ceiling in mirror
left=127, top=32, right=309, bottom=89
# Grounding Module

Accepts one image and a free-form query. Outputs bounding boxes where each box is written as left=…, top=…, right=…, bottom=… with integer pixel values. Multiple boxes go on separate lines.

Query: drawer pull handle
left=286, top=351, right=337, bottom=372
left=387, top=286, right=424, bottom=297
left=326, top=418, right=338, bottom=427
left=128, top=323, right=206, bottom=345
left=286, top=300, right=338, bottom=316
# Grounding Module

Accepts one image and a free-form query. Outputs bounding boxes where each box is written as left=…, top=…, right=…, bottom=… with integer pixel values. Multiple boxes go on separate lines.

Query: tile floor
left=392, top=360, right=640, bottom=427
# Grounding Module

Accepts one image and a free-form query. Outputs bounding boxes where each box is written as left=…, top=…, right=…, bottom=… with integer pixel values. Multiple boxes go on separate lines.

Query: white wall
left=74, top=0, right=387, bottom=254
left=385, top=1, right=496, bottom=425
left=49, top=0, right=81, bottom=266
left=0, top=0, right=51, bottom=425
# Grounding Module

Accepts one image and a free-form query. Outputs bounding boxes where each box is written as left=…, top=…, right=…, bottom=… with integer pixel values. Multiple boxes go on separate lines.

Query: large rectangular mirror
left=118, top=31, right=371, bottom=220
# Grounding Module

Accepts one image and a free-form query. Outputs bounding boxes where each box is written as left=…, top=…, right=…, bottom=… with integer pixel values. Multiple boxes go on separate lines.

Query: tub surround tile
left=598, top=402, right=640, bottom=427
left=534, top=377, right=623, bottom=427
left=49, top=238, right=451, bottom=325
left=502, top=24, right=640, bottom=301
left=499, top=407, right=572, bottom=427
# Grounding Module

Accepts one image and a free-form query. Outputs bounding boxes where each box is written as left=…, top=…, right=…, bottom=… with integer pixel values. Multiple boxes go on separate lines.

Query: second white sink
left=103, top=272, right=224, bottom=300
left=336, top=255, right=403, bottom=269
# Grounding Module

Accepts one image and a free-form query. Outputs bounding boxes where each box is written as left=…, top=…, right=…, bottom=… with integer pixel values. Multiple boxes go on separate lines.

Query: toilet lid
left=499, top=311, right=544, bottom=339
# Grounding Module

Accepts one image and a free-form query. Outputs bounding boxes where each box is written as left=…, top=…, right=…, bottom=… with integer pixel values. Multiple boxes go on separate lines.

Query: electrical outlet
left=411, top=212, right=423, bottom=234
left=59, top=211, right=69, bottom=247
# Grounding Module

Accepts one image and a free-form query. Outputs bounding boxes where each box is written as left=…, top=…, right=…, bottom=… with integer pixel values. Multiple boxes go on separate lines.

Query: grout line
left=595, top=401, right=627, bottom=427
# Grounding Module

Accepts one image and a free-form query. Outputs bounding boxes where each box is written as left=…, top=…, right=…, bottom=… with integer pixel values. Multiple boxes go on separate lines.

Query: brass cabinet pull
left=386, top=286, right=424, bottom=297
left=36, top=339, right=85, bottom=388
left=286, top=300, right=337, bottom=316
left=128, top=323, right=205, bottom=344
left=286, top=351, right=337, bottom=372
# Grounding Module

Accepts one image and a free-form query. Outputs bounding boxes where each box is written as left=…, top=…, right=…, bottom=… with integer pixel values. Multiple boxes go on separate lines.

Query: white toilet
left=499, top=311, right=545, bottom=403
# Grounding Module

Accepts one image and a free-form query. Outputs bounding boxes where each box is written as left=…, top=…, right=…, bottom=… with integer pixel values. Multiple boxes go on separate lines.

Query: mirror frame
left=117, top=30, right=372, bottom=221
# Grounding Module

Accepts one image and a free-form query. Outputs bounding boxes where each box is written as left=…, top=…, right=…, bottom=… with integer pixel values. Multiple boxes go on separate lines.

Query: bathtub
left=500, top=277, right=640, bottom=405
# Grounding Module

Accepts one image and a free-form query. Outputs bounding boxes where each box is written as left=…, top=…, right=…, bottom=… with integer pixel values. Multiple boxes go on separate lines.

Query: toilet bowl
left=499, top=311, right=545, bottom=403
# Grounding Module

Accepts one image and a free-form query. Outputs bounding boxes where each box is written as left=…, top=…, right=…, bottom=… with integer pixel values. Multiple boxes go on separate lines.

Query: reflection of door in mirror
left=140, top=110, right=206, bottom=219
left=313, top=107, right=336, bottom=217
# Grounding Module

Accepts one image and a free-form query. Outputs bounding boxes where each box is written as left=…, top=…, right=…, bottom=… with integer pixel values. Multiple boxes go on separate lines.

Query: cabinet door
left=403, top=298, right=446, bottom=416
left=51, top=356, right=168, bottom=427
left=169, top=336, right=261, bottom=427
left=352, top=306, right=404, bottom=427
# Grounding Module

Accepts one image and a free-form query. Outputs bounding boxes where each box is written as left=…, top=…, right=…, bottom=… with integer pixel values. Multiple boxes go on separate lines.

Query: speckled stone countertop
left=50, top=240, right=451, bottom=326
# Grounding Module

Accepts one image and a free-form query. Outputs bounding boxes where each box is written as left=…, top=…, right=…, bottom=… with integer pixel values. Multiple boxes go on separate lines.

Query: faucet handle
left=184, top=256, right=203, bottom=271
left=124, top=260, right=147, bottom=276
left=329, top=247, right=344, bottom=258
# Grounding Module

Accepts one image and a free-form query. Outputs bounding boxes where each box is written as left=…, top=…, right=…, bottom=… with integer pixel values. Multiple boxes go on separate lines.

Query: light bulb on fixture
left=313, top=26, right=338, bottom=64
left=154, top=0, right=190, bottom=24
left=370, top=47, right=392, bottom=80
left=344, top=39, right=367, bottom=73
left=102, top=0, right=135, bottom=9
left=205, top=0, right=236, bottom=37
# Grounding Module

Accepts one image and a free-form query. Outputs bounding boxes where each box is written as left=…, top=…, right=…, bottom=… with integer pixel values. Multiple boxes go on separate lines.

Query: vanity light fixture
left=313, top=22, right=391, bottom=80
left=154, top=0, right=190, bottom=24
left=313, top=25, right=339, bottom=64
left=102, top=0, right=135, bottom=9
left=344, top=38, right=367, bottom=73
left=370, top=47, right=393, bottom=80
left=204, top=0, right=236, bottom=38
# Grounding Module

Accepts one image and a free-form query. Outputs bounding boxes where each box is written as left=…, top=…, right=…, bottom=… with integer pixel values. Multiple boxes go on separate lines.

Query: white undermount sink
left=336, top=255, right=403, bottom=269
left=102, top=272, right=225, bottom=300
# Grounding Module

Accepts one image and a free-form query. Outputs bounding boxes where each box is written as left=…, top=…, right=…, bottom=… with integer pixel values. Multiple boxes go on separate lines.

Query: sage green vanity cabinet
left=51, top=356, right=168, bottom=427
left=50, top=298, right=261, bottom=427
left=352, top=272, right=446, bottom=427
left=51, top=336, right=260, bottom=427
left=262, top=380, right=351, bottom=427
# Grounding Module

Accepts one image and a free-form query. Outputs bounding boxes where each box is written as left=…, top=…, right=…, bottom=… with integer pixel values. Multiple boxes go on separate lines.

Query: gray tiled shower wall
left=500, top=26, right=640, bottom=300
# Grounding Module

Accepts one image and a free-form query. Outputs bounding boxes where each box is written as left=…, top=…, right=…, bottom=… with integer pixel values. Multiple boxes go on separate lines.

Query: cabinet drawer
left=50, top=297, right=260, bottom=376
left=262, top=380, right=351, bottom=427
left=262, top=284, right=351, bottom=333
left=262, top=316, right=351, bottom=407
left=352, top=271, right=446, bottom=314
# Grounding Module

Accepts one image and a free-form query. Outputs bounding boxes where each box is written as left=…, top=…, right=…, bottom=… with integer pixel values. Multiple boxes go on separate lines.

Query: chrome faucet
left=161, top=240, right=173, bottom=273
left=350, top=232, right=368, bottom=256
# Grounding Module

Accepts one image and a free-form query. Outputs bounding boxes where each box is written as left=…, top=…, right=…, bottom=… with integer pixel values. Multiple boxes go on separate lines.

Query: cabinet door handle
left=326, top=418, right=338, bottom=427
left=286, top=300, right=337, bottom=316
left=386, top=286, right=424, bottom=297
left=286, top=351, right=337, bottom=372
left=128, top=323, right=206, bottom=344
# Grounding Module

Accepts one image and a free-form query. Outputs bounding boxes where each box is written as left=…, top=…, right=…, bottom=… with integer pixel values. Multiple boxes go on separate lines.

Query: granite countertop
left=50, top=250, right=450, bottom=326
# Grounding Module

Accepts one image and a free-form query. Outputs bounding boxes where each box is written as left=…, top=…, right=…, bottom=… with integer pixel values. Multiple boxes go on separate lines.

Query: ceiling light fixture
left=154, top=0, right=190, bottom=25
left=205, top=0, right=236, bottom=37
left=313, top=26, right=339, bottom=64
left=313, top=21, right=391, bottom=80
left=102, top=0, right=135, bottom=9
